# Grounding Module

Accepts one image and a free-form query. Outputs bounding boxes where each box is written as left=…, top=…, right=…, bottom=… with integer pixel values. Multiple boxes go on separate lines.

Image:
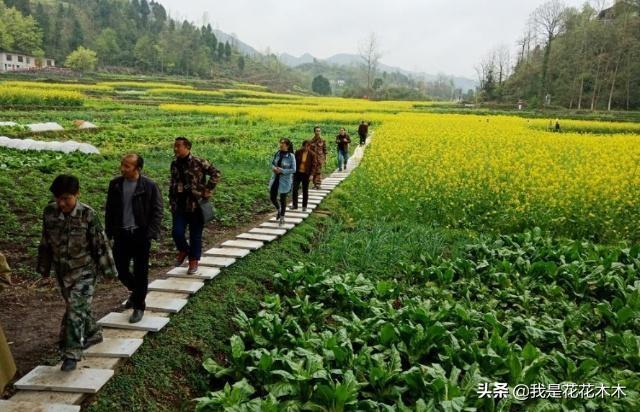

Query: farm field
left=1, top=80, right=639, bottom=410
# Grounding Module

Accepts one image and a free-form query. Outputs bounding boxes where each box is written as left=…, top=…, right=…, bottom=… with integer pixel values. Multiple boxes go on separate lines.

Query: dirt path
left=0, top=212, right=272, bottom=398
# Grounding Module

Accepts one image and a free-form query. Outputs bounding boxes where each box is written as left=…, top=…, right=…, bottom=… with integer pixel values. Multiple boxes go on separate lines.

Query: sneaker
left=290, top=206, right=298, bottom=210
left=187, top=259, right=199, bottom=274
left=129, top=309, right=144, bottom=324
left=302, top=207, right=307, bottom=212
left=82, top=334, right=103, bottom=349
left=61, top=358, right=77, bottom=372
left=338, top=168, right=342, bottom=172
left=278, top=216, right=285, bottom=226
left=175, top=251, right=188, bottom=267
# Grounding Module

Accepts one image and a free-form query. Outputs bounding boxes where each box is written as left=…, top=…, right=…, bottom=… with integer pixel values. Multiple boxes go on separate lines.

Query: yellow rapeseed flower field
left=354, top=113, right=640, bottom=241
left=0, top=85, right=84, bottom=106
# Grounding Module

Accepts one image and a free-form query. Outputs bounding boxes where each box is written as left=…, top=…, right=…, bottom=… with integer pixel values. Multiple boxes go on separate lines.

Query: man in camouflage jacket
left=37, top=175, right=117, bottom=371
left=170, top=137, right=221, bottom=274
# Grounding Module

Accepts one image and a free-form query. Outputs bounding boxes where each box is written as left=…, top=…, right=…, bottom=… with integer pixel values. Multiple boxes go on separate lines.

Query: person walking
left=269, top=138, right=296, bottom=225
left=310, top=126, right=327, bottom=190
left=335, top=127, right=351, bottom=171
left=358, top=120, right=369, bottom=145
left=292, top=140, right=316, bottom=211
left=170, top=137, right=221, bottom=274
left=37, top=175, right=117, bottom=371
left=105, top=154, right=163, bottom=324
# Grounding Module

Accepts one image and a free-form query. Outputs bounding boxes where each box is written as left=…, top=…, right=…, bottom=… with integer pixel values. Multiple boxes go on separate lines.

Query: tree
left=65, top=46, right=97, bottom=72
left=0, top=6, right=43, bottom=54
left=237, top=55, right=245, bottom=72
left=224, top=41, right=232, bottom=61
left=372, top=78, right=383, bottom=90
left=95, top=28, right=120, bottom=66
left=312, top=75, right=332, bottom=95
left=69, top=12, right=85, bottom=51
left=33, top=49, right=45, bottom=68
left=133, top=35, right=157, bottom=69
left=532, top=0, right=567, bottom=106
left=4, top=0, right=30, bottom=16
left=359, top=32, right=383, bottom=90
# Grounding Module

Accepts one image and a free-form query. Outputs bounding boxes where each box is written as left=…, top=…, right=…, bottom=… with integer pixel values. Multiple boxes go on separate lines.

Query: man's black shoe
left=129, top=309, right=144, bottom=324
left=82, top=334, right=103, bottom=349
left=61, top=358, right=77, bottom=371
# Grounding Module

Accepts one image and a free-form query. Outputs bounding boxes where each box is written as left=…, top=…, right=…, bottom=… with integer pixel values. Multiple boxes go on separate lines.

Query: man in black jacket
left=105, top=154, right=163, bottom=323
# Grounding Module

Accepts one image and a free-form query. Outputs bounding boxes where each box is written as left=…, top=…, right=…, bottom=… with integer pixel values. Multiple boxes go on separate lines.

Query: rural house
left=0, top=51, right=55, bottom=72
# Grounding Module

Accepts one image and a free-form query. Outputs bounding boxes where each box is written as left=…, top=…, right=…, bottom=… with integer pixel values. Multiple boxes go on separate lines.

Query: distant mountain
left=213, top=29, right=260, bottom=57
left=279, top=52, right=316, bottom=66
left=279, top=52, right=477, bottom=91
left=212, top=28, right=478, bottom=91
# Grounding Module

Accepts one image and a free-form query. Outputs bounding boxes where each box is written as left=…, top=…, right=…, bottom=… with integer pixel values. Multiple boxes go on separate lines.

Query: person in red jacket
left=292, top=140, right=317, bottom=211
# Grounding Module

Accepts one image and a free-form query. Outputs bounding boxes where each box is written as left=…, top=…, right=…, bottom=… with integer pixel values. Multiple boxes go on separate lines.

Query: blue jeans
left=337, top=148, right=349, bottom=170
left=172, top=211, right=204, bottom=260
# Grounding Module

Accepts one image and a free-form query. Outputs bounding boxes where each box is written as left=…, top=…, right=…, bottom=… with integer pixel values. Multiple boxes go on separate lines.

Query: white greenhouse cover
left=0, top=136, right=100, bottom=154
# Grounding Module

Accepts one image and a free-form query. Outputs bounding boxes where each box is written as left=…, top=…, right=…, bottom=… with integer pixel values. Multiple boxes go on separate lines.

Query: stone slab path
left=6, top=136, right=372, bottom=409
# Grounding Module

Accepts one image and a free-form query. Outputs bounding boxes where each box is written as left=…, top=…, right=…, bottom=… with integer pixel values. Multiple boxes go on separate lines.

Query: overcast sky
left=159, top=0, right=600, bottom=79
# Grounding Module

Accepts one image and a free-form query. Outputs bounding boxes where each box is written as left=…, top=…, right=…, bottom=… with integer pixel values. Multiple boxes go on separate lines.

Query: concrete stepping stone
left=221, top=239, right=264, bottom=250
left=237, top=233, right=277, bottom=242
left=148, top=278, right=203, bottom=294
left=73, top=357, right=119, bottom=370
left=261, top=222, right=295, bottom=229
left=297, top=197, right=323, bottom=203
left=0, top=400, right=80, bottom=412
left=85, top=338, right=143, bottom=358
left=102, top=328, right=147, bottom=339
left=286, top=206, right=315, bottom=212
left=141, top=291, right=189, bottom=313
left=199, top=256, right=236, bottom=268
left=166, top=266, right=220, bottom=280
left=284, top=212, right=310, bottom=218
left=204, top=247, right=250, bottom=258
left=249, top=227, right=287, bottom=236
left=269, top=216, right=303, bottom=224
left=14, top=365, right=114, bottom=394
left=8, top=391, right=84, bottom=406
left=98, top=312, right=169, bottom=332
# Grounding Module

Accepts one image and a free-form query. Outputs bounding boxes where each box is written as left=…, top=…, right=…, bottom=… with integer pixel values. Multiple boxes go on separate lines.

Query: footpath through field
left=0, top=135, right=373, bottom=411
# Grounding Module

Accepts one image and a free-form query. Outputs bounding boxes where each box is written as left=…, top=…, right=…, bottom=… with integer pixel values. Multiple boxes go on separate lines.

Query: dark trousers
left=113, top=228, right=151, bottom=310
left=292, top=172, right=310, bottom=208
left=359, top=133, right=366, bottom=145
left=270, top=181, right=287, bottom=216
left=172, top=211, right=204, bottom=261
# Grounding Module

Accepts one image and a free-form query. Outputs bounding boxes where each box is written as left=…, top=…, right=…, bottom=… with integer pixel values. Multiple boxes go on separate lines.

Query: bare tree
left=495, top=44, right=511, bottom=86
left=516, top=21, right=537, bottom=65
left=532, top=0, right=567, bottom=105
left=359, top=33, right=383, bottom=90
